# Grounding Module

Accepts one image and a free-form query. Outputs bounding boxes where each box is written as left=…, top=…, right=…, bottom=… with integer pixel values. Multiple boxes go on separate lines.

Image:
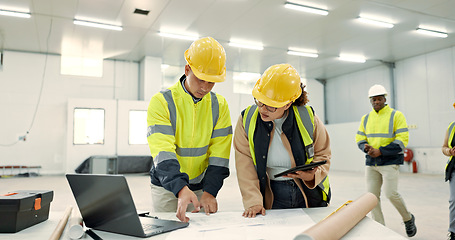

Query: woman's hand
left=285, top=167, right=318, bottom=181
left=242, top=205, right=266, bottom=218
left=450, top=147, right=455, bottom=156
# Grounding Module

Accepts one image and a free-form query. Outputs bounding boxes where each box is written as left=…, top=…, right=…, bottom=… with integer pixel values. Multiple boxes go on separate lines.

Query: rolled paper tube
left=68, top=210, right=85, bottom=239
left=49, top=205, right=73, bottom=240
left=294, top=192, right=378, bottom=240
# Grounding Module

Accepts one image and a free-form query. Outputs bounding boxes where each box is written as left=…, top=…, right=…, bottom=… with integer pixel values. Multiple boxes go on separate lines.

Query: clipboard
left=273, top=160, right=327, bottom=178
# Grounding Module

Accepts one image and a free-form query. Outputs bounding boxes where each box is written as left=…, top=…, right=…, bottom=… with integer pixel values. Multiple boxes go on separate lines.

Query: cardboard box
left=0, top=190, right=53, bottom=233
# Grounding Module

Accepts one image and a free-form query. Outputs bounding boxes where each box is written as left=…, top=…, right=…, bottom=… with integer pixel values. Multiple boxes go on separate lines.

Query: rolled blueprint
left=68, top=210, right=85, bottom=239
left=49, top=205, right=73, bottom=240
left=294, top=192, right=378, bottom=240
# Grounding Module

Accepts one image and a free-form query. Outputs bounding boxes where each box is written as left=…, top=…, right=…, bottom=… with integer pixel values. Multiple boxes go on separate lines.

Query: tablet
left=273, top=160, right=327, bottom=178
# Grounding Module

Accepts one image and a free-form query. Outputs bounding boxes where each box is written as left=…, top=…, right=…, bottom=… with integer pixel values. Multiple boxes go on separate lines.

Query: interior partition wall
left=66, top=98, right=149, bottom=173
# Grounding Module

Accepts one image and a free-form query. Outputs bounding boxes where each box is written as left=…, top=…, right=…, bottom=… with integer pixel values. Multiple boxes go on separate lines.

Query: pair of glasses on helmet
left=254, top=98, right=277, bottom=112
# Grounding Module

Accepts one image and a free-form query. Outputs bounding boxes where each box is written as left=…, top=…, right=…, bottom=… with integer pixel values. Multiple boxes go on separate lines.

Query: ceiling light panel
left=158, top=32, right=199, bottom=41
left=338, top=54, right=366, bottom=63
left=357, top=17, right=394, bottom=28
left=287, top=49, right=318, bottom=58
left=415, top=28, right=448, bottom=38
left=0, top=9, right=31, bottom=18
left=73, top=19, right=122, bottom=31
left=284, top=2, right=328, bottom=16
left=228, top=41, right=264, bottom=50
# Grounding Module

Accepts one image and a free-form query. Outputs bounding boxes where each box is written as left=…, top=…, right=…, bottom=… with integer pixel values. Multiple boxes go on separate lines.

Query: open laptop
left=66, top=173, right=189, bottom=238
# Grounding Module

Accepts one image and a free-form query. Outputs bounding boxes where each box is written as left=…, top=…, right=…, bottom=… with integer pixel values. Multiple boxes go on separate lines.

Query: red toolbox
left=0, top=190, right=53, bottom=233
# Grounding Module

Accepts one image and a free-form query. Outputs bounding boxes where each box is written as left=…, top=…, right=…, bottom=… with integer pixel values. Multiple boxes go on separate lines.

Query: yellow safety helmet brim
left=252, top=64, right=302, bottom=108
left=192, top=66, right=226, bottom=83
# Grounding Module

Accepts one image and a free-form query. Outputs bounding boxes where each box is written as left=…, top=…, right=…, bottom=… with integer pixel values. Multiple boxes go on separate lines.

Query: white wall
left=66, top=98, right=118, bottom=173
left=325, top=122, right=366, bottom=173
left=117, top=100, right=150, bottom=156
left=326, top=64, right=391, bottom=124
left=65, top=99, right=150, bottom=173
left=0, top=51, right=140, bottom=174
left=306, top=79, right=325, bottom=123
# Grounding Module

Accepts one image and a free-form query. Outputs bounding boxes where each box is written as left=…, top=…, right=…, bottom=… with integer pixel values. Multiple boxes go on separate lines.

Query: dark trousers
left=270, top=180, right=306, bottom=209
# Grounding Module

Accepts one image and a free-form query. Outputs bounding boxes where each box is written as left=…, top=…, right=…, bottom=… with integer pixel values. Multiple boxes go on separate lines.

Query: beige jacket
left=233, top=111, right=331, bottom=210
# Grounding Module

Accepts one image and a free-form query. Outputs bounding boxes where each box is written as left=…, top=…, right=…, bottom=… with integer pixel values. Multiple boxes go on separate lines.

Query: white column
left=139, top=56, right=162, bottom=101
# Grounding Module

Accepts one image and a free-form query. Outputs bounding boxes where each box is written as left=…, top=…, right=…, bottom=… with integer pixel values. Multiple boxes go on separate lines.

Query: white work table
left=0, top=207, right=407, bottom=240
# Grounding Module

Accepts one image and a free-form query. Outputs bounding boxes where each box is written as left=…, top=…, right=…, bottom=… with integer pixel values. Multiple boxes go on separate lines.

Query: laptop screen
left=66, top=173, right=188, bottom=238
left=66, top=174, right=141, bottom=228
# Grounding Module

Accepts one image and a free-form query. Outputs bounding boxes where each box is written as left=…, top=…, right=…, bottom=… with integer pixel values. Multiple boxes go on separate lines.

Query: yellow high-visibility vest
left=445, top=122, right=455, bottom=172
left=147, top=81, right=232, bottom=182
left=356, top=105, right=408, bottom=151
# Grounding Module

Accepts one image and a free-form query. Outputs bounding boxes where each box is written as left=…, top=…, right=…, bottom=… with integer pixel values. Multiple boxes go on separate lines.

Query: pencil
left=321, top=200, right=352, bottom=222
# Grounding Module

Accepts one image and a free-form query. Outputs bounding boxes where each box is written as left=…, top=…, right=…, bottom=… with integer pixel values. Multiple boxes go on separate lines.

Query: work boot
left=404, top=214, right=417, bottom=237
left=448, top=232, right=455, bottom=240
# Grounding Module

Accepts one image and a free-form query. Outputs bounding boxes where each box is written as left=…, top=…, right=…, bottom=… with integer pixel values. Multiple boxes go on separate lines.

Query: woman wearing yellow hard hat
left=233, top=63, right=331, bottom=218
left=442, top=102, right=455, bottom=239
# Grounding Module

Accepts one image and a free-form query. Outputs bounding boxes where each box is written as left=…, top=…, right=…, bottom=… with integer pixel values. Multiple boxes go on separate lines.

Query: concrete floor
left=0, top=170, right=449, bottom=239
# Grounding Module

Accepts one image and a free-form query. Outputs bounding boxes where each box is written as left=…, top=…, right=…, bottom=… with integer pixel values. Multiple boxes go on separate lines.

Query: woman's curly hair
left=292, top=83, right=309, bottom=106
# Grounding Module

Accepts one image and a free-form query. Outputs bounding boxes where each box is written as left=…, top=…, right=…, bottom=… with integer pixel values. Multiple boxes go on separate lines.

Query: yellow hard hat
left=184, top=37, right=226, bottom=83
left=252, top=64, right=302, bottom=108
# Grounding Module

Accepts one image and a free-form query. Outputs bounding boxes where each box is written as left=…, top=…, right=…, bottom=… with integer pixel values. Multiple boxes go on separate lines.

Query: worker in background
left=234, top=64, right=331, bottom=218
left=442, top=103, right=455, bottom=240
left=355, top=84, right=417, bottom=237
left=147, top=37, right=232, bottom=222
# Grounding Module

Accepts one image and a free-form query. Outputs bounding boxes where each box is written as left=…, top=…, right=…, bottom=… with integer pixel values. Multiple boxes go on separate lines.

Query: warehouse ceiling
left=1, top=0, right=455, bottom=80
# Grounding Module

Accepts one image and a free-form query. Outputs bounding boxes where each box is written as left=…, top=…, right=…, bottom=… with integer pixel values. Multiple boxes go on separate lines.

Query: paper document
left=166, top=209, right=315, bottom=240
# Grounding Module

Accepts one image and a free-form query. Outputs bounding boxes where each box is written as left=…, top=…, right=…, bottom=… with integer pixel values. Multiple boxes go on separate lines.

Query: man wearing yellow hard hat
left=442, top=102, right=455, bottom=240
left=355, top=84, right=416, bottom=237
left=233, top=63, right=331, bottom=218
left=147, top=37, right=232, bottom=222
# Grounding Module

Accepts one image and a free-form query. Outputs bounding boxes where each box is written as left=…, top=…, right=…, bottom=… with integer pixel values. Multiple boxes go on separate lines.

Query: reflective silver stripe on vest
left=297, top=106, right=314, bottom=158
left=209, top=156, right=229, bottom=168
left=356, top=131, right=366, bottom=136
left=364, top=110, right=407, bottom=138
left=161, top=90, right=222, bottom=156
left=243, top=105, right=314, bottom=140
left=363, top=114, right=369, bottom=129
left=395, top=128, right=408, bottom=134
left=162, top=89, right=177, bottom=134
left=357, top=139, right=368, bottom=148
left=449, top=122, right=455, bottom=148
left=393, top=139, right=406, bottom=152
left=450, top=122, right=455, bottom=137
left=153, top=151, right=177, bottom=166
left=210, top=92, right=219, bottom=129
left=147, top=125, right=174, bottom=137
left=244, top=105, right=258, bottom=135
left=448, top=123, right=455, bottom=162
left=388, top=110, right=396, bottom=134
left=297, top=106, right=314, bottom=137
left=176, top=145, right=209, bottom=157
left=212, top=126, right=232, bottom=138
left=190, top=171, right=205, bottom=184
left=189, top=157, right=229, bottom=185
